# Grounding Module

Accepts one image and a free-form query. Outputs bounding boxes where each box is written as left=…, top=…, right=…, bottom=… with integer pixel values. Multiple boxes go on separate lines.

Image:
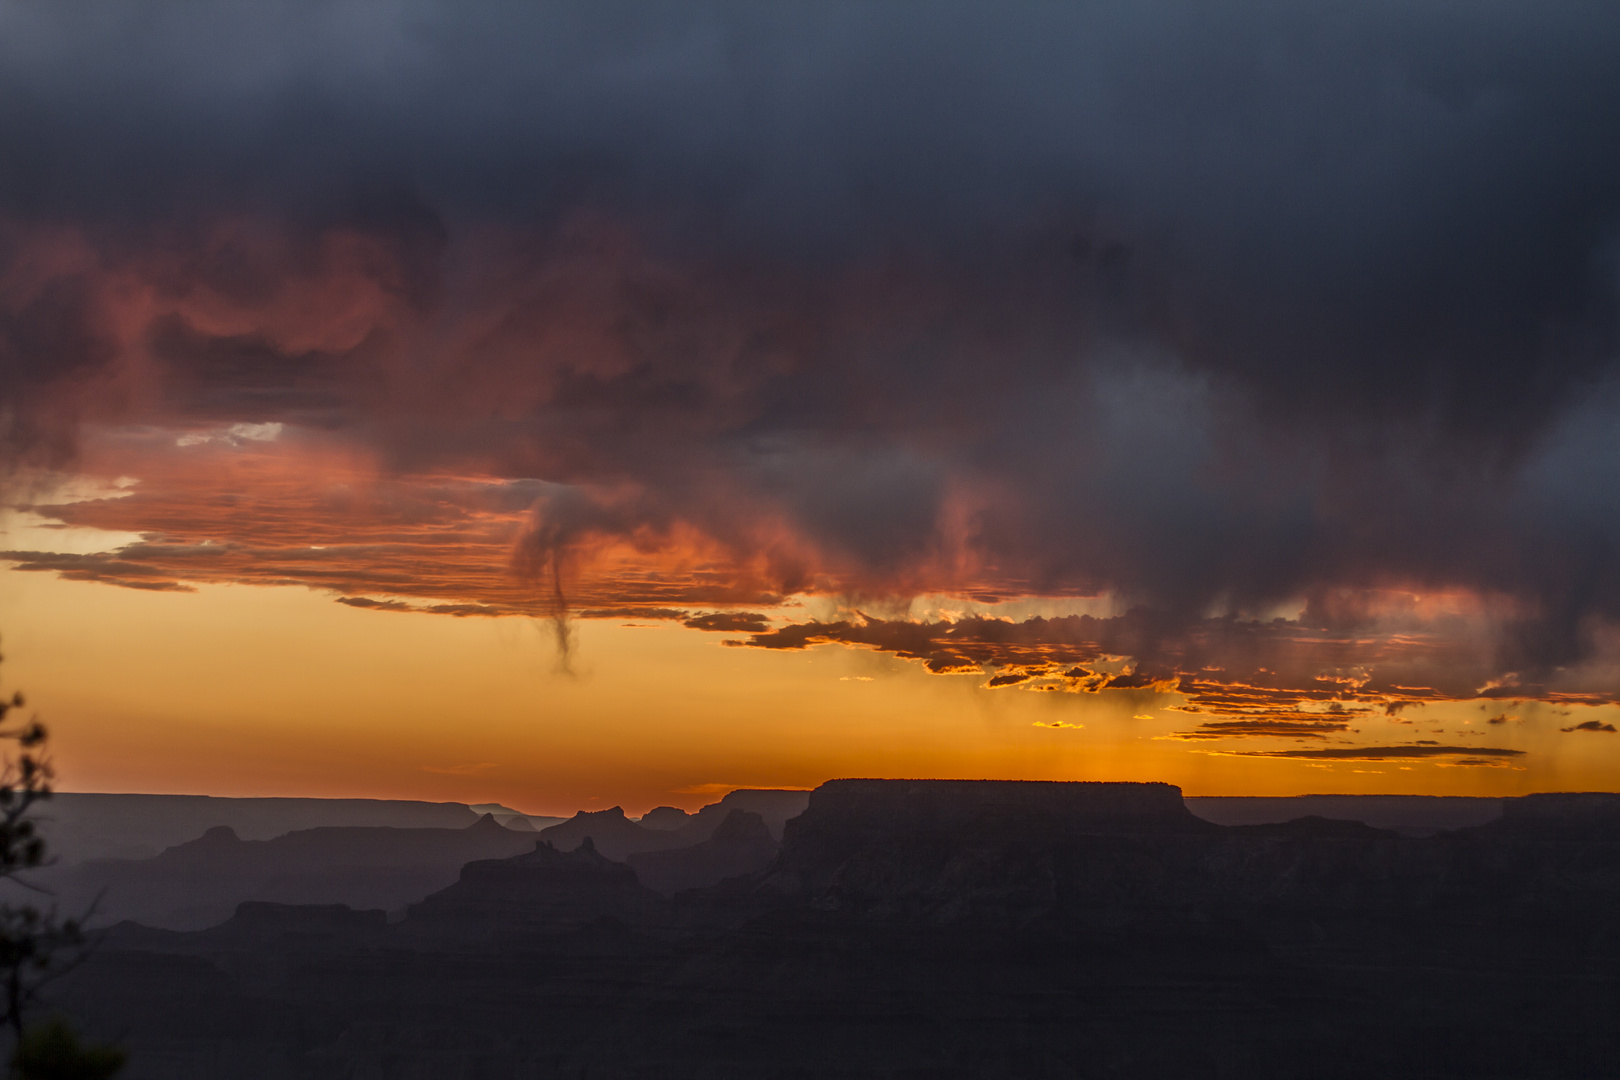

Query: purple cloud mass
left=2, top=0, right=1620, bottom=721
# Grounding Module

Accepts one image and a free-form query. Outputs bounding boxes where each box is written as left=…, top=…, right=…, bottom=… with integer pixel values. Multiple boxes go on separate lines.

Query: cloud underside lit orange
left=725, top=618, right=1611, bottom=763
left=4, top=437, right=1612, bottom=771
left=3, top=1, right=1620, bottom=808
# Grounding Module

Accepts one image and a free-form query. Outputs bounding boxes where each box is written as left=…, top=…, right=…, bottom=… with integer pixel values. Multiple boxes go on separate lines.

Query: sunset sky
left=4, top=0, right=1620, bottom=814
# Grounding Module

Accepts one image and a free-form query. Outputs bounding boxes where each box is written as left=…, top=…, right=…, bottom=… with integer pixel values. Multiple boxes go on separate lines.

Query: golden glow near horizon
left=4, top=443, right=1618, bottom=813
left=3, top=556, right=1615, bottom=815
left=4, top=5, right=1620, bottom=822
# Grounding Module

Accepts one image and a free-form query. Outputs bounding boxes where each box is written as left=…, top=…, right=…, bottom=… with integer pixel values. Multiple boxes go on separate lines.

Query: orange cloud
left=728, top=611, right=1618, bottom=741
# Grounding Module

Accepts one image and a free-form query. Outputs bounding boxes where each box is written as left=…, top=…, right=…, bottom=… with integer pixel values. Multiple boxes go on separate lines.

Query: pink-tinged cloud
left=4, top=1, right=1620, bottom=742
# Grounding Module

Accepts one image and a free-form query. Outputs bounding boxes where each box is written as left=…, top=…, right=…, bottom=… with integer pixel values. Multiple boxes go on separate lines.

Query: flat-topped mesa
left=792, top=779, right=1205, bottom=838
left=759, top=781, right=1213, bottom=921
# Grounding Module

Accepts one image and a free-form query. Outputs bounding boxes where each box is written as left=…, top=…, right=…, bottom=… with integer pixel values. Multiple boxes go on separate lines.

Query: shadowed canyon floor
left=42, top=781, right=1620, bottom=1079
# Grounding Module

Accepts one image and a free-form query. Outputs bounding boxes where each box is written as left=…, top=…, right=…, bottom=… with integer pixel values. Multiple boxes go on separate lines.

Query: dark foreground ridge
left=49, top=780, right=1620, bottom=1078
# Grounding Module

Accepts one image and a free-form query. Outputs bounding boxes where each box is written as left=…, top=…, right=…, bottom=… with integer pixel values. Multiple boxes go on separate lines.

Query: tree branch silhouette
left=0, top=641, right=120, bottom=1079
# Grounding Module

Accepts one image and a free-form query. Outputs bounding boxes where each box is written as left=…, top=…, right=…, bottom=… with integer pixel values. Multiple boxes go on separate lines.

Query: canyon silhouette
left=13, top=780, right=1617, bottom=1078
left=5, top=0, right=1620, bottom=1075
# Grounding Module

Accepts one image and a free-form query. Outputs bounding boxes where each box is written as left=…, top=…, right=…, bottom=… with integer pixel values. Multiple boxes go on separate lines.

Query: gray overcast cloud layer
left=2, top=0, right=1620, bottom=677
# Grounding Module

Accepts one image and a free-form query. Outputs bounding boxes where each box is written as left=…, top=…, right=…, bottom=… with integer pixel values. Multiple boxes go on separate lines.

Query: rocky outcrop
left=536, top=807, right=691, bottom=860
left=745, top=782, right=1620, bottom=929
left=36, top=813, right=538, bottom=930
left=404, top=837, right=669, bottom=939
left=575, top=791, right=811, bottom=854
left=636, top=806, right=692, bottom=830
left=627, top=809, right=779, bottom=894
left=796, top=779, right=1200, bottom=832
left=756, top=779, right=1216, bottom=923
left=670, top=789, right=811, bottom=842
left=466, top=803, right=562, bottom=831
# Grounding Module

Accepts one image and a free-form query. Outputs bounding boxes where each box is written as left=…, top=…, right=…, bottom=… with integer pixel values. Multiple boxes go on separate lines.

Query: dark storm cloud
left=1166, top=718, right=1354, bottom=741
left=4, top=1, right=1620, bottom=681
left=682, top=612, right=772, bottom=633
left=985, top=672, right=1033, bottom=688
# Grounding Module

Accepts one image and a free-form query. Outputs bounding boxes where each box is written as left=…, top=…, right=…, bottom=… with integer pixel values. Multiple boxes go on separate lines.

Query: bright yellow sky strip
left=4, top=566, right=1613, bottom=814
